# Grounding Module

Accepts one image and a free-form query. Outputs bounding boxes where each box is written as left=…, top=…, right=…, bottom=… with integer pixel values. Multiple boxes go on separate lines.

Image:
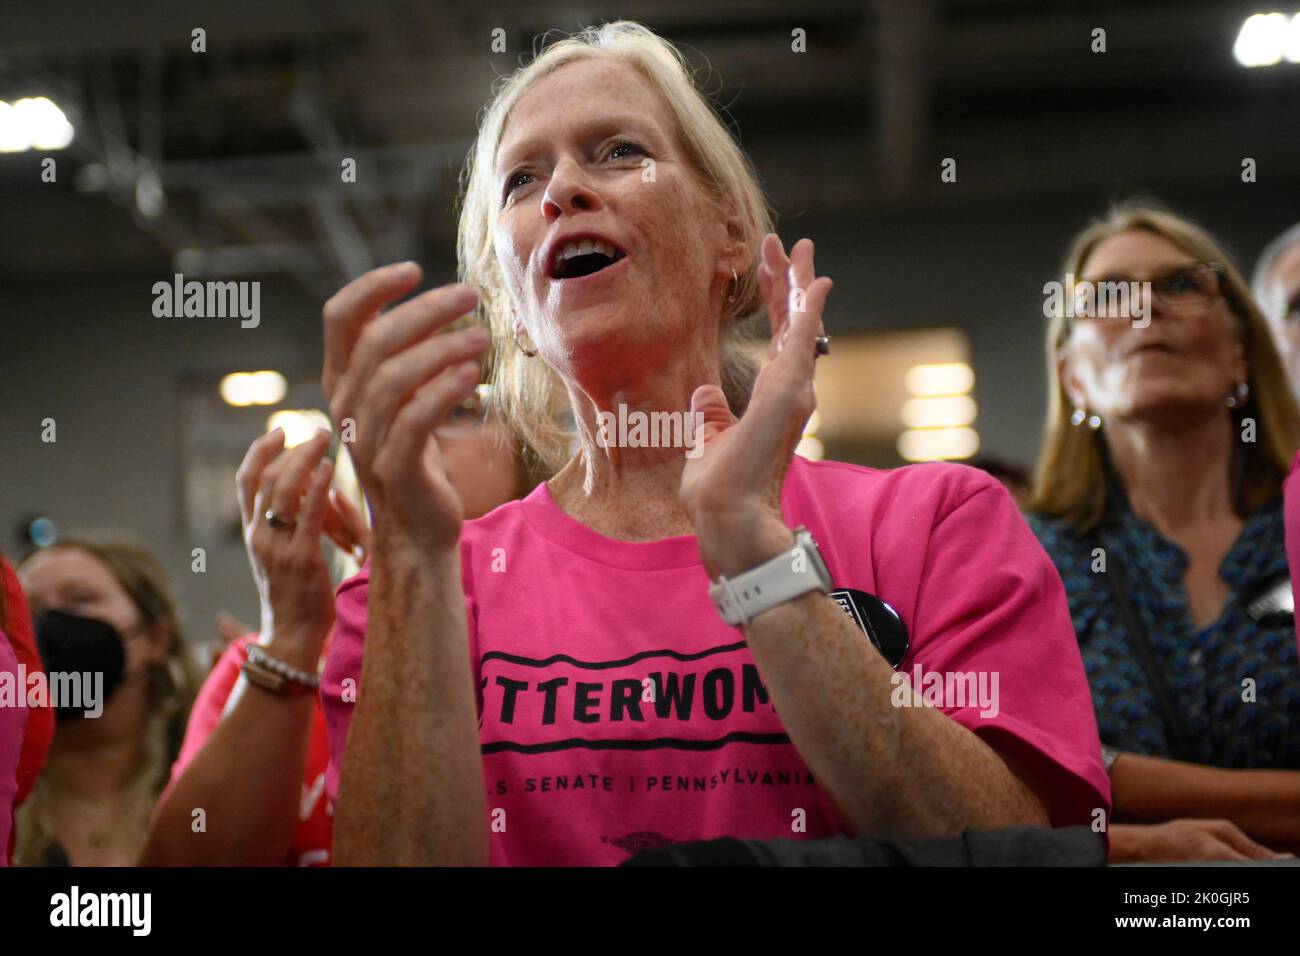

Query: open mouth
left=549, top=238, right=626, bottom=280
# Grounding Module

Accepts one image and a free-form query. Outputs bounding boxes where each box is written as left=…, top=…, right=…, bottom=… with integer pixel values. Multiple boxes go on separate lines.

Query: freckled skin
left=1260, top=244, right=1300, bottom=398
left=492, top=57, right=734, bottom=403
left=337, top=48, right=1059, bottom=864
left=1060, top=230, right=1245, bottom=429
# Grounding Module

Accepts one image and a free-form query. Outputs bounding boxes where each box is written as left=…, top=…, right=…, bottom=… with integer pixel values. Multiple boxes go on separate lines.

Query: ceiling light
left=220, top=370, right=287, bottom=407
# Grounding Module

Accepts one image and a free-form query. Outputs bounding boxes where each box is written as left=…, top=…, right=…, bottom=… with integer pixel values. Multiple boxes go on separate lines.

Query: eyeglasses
left=434, top=384, right=493, bottom=437
left=1072, top=262, right=1226, bottom=320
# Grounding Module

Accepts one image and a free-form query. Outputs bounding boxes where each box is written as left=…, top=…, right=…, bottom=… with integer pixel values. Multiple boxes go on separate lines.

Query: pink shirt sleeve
left=321, top=571, right=370, bottom=805
left=893, top=472, right=1111, bottom=828
left=1285, top=451, right=1300, bottom=666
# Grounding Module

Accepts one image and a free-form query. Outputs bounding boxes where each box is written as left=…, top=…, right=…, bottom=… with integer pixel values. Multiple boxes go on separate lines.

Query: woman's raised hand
left=235, top=429, right=339, bottom=654
left=322, top=263, right=490, bottom=557
left=680, top=234, right=833, bottom=578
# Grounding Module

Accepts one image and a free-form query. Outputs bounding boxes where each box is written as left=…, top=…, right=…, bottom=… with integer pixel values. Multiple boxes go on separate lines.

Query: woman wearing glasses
left=1028, top=200, right=1300, bottom=862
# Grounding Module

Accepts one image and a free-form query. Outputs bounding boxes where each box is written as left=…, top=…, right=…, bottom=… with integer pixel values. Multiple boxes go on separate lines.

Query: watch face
left=829, top=588, right=910, bottom=668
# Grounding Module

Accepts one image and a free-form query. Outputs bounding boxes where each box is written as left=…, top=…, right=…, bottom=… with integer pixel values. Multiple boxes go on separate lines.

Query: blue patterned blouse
left=1028, top=494, right=1300, bottom=769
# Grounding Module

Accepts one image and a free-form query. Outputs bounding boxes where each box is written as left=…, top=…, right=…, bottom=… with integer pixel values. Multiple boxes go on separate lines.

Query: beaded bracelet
left=244, top=643, right=321, bottom=690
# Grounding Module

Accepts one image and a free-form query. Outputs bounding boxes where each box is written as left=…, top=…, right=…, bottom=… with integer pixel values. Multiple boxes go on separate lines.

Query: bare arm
left=139, top=638, right=316, bottom=865
left=321, top=265, right=492, bottom=865
left=141, top=430, right=346, bottom=865
left=719, top=521, right=1048, bottom=838
left=1110, top=752, right=1300, bottom=853
left=333, top=546, right=487, bottom=865
left=683, top=236, right=1049, bottom=839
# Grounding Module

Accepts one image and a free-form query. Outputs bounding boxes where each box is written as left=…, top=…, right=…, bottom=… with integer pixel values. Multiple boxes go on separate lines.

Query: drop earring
left=727, top=267, right=737, bottom=304
left=1225, top=381, right=1249, bottom=409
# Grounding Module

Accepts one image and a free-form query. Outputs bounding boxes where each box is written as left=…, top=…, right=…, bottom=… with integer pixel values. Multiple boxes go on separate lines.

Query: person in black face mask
left=14, top=538, right=199, bottom=866
left=32, top=610, right=126, bottom=722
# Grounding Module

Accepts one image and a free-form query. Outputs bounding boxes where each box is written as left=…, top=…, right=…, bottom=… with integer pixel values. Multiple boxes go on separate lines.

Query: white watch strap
left=709, top=529, right=829, bottom=626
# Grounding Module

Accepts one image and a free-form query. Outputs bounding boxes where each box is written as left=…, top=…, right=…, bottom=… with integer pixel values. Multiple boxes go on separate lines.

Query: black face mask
left=33, top=610, right=126, bottom=721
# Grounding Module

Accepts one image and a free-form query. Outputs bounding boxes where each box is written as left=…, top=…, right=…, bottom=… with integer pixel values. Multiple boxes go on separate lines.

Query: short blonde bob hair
left=456, top=20, right=775, bottom=471
left=1029, top=199, right=1300, bottom=530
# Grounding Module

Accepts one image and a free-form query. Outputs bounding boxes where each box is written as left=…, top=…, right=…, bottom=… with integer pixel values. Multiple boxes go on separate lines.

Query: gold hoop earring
left=514, top=327, right=537, bottom=358
left=727, top=267, right=738, bottom=304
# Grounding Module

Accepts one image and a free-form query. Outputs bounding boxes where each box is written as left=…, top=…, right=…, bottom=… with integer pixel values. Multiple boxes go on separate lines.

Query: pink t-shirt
left=322, top=456, right=1110, bottom=865
left=1284, top=451, right=1300, bottom=663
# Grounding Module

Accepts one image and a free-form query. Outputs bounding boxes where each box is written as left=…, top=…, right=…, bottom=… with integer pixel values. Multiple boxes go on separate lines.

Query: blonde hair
left=456, top=20, right=774, bottom=470
left=14, top=536, right=201, bottom=865
left=1252, top=221, right=1300, bottom=315
left=1029, top=199, right=1300, bottom=530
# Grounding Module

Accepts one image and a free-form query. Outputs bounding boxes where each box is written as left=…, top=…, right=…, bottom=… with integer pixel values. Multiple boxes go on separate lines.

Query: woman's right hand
left=322, top=263, right=490, bottom=556
left=1108, top=820, right=1290, bottom=862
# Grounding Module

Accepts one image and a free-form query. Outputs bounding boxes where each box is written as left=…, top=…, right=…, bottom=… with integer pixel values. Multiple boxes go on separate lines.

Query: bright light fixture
left=220, top=370, right=288, bottom=407
left=1234, top=12, right=1293, bottom=67
left=900, top=362, right=978, bottom=460
left=904, top=362, right=975, bottom=397
left=266, top=409, right=332, bottom=448
left=1287, top=12, right=1300, bottom=61
left=897, top=426, right=980, bottom=462
left=901, top=395, right=978, bottom=429
left=0, top=96, right=74, bottom=152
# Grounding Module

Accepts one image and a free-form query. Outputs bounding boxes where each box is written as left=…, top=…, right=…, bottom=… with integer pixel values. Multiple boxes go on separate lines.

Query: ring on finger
left=265, top=510, right=298, bottom=532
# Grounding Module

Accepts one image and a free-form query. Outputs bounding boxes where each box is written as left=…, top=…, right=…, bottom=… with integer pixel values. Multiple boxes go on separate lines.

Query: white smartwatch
left=709, top=525, right=832, bottom=627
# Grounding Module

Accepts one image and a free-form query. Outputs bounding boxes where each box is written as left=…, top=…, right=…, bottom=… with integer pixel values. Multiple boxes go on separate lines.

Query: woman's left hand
left=236, top=429, right=338, bottom=659
left=680, top=233, right=833, bottom=579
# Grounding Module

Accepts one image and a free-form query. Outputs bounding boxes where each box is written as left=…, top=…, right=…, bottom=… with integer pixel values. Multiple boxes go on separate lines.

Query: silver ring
left=814, top=335, right=831, bottom=357
left=265, top=510, right=297, bottom=531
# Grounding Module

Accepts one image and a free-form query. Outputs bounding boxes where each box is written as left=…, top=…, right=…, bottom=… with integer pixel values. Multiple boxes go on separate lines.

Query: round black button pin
left=829, top=588, right=909, bottom=669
